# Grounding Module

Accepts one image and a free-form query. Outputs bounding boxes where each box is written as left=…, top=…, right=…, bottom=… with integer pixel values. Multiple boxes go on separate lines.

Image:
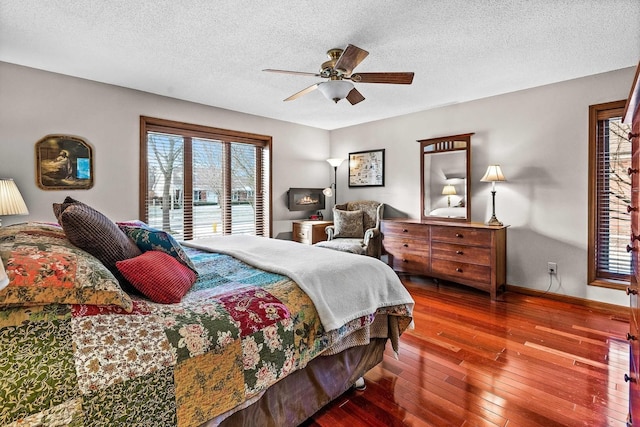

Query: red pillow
left=116, top=251, right=197, bottom=304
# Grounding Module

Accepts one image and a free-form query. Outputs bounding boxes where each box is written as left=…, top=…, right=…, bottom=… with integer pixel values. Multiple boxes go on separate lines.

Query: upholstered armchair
left=315, top=201, right=384, bottom=257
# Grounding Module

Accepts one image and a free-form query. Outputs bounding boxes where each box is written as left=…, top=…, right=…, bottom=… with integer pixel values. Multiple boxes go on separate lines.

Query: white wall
left=0, top=62, right=332, bottom=238
left=1, top=61, right=635, bottom=306
left=330, top=66, right=636, bottom=306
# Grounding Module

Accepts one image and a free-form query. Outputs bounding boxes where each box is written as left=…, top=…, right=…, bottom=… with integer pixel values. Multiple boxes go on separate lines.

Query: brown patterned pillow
left=53, top=198, right=142, bottom=274
left=333, top=208, right=364, bottom=238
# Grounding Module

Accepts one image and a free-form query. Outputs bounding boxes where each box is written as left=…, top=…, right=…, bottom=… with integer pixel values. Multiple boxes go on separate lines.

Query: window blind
left=594, top=108, right=632, bottom=280
left=140, top=117, right=271, bottom=240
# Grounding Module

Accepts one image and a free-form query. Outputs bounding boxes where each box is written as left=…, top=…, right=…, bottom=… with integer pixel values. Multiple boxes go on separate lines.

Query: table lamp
left=480, top=165, right=506, bottom=226
left=0, top=178, right=29, bottom=227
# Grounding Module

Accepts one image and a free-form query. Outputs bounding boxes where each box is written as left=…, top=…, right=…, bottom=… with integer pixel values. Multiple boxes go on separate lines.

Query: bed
left=0, top=210, right=414, bottom=426
left=428, top=206, right=466, bottom=218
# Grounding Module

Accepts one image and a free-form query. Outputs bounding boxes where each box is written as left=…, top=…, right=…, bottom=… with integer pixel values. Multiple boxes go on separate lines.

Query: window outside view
left=145, top=132, right=267, bottom=240
left=598, top=116, right=632, bottom=278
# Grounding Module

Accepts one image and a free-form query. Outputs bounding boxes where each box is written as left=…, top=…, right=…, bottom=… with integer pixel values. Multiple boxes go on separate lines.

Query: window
left=588, top=100, right=632, bottom=288
left=140, top=116, right=271, bottom=240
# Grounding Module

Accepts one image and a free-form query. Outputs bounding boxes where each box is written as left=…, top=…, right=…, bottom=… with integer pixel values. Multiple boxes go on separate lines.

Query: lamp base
left=485, top=215, right=503, bottom=227
left=486, top=190, right=502, bottom=226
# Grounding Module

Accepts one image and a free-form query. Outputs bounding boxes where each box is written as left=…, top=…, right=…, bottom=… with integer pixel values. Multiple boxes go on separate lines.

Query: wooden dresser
left=624, top=61, right=640, bottom=427
left=292, top=220, right=332, bottom=245
left=381, top=219, right=507, bottom=300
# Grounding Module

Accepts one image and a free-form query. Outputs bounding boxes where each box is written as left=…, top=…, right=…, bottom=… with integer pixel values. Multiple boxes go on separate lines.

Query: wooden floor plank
left=305, top=277, right=630, bottom=427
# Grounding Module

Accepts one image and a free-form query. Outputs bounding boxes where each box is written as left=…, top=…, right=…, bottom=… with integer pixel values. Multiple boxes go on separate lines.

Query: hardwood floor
left=303, top=277, right=631, bottom=427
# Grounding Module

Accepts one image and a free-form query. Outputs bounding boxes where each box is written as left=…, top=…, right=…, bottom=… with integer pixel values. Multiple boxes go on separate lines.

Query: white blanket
left=184, top=235, right=414, bottom=332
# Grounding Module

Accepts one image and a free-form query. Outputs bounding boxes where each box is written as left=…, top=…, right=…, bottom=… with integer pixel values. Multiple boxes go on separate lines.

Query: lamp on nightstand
left=0, top=178, right=29, bottom=227
left=480, top=165, right=506, bottom=226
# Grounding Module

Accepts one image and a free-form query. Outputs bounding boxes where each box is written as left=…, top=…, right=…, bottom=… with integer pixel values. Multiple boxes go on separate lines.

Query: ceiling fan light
left=317, top=80, right=354, bottom=103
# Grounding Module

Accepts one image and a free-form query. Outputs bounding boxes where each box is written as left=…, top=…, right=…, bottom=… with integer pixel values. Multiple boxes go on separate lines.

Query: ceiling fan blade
left=350, top=72, right=414, bottom=84
left=263, top=69, right=320, bottom=77
left=334, top=44, right=369, bottom=75
left=284, top=83, right=320, bottom=101
left=346, top=88, right=365, bottom=105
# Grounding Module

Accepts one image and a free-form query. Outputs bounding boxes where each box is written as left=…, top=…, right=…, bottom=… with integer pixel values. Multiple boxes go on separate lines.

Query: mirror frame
left=419, top=133, right=473, bottom=222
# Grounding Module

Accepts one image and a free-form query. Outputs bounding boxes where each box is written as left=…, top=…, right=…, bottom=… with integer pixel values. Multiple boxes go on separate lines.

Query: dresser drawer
left=431, top=226, right=492, bottom=246
left=293, top=222, right=311, bottom=244
left=631, top=312, right=639, bottom=377
left=388, top=251, right=429, bottom=275
left=381, top=221, right=430, bottom=239
left=431, top=259, right=491, bottom=284
left=431, top=242, right=491, bottom=266
left=383, top=237, right=429, bottom=257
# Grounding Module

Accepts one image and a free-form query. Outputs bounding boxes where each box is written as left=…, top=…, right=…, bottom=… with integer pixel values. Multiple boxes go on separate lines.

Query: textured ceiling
left=1, top=1, right=639, bottom=130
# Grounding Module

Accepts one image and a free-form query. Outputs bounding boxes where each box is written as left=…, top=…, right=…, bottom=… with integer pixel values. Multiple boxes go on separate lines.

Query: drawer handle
left=627, top=287, right=638, bottom=295
left=627, top=244, right=635, bottom=253
left=633, top=233, right=640, bottom=242
left=628, top=205, right=638, bottom=213
left=402, top=229, right=409, bottom=233
left=456, top=250, right=463, bottom=255
left=401, top=258, right=408, bottom=263
left=627, top=332, right=637, bottom=341
left=455, top=233, right=464, bottom=238
left=629, top=167, right=639, bottom=176
left=625, top=374, right=636, bottom=383
left=403, top=243, right=409, bottom=247
left=455, top=267, right=463, bottom=273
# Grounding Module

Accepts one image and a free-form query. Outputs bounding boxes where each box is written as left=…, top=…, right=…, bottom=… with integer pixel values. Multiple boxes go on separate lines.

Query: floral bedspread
left=0, top=247, right=412, bottom=427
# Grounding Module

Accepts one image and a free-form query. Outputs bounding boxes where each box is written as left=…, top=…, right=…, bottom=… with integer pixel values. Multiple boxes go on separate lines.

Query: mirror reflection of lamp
left=480, top=165, right=507, bottom=226
left=323, top=158, right=344, bottom=203
left=442, top=184, right=457, bottom=207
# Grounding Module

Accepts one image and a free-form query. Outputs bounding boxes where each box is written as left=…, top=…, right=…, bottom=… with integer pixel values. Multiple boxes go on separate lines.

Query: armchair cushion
left=333, top=209, right=364, bottom=238
left=322, top=201, right=384, bottom=258
left=315, top=239, right=365, bottom=255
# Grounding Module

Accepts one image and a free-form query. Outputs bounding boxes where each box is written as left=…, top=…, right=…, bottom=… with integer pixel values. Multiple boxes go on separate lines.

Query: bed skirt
left=211, top=338, right=387, bottom=427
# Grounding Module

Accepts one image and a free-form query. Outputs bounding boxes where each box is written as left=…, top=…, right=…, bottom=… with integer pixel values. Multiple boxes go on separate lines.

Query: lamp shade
left=326, top=158, right=344, bottom=168
left=442, top=184, right=457, bottom=195
left=480, top=165, right=506, bottom=182
left=317, top=81, right=354, bottom=103
left=0, top=179, right=29, bottom=216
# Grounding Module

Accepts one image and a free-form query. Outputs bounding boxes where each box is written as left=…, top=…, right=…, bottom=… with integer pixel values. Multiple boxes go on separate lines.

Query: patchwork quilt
left=0, top=246, right=412, bottom=427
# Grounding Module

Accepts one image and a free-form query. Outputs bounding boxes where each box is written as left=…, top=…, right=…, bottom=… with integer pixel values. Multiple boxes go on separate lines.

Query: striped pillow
left=53, top=198, right=142, bottom=274
left=116, top=251, right=197, bottom=304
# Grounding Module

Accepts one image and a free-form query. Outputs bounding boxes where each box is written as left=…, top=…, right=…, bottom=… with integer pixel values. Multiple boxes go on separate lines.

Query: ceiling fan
left=263, top=44, right=414, bottom=105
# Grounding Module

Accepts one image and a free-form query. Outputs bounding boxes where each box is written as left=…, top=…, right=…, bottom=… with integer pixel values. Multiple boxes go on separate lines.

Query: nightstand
left=292, top=220, right=333, bottom=245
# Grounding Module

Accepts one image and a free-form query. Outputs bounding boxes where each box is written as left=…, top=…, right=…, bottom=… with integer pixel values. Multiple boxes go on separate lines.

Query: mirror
left=419, top=133, right=472, bottom=221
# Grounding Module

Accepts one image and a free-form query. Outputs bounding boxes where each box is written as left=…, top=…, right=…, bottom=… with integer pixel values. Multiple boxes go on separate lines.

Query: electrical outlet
left=547, top=262, right=557, bottom=275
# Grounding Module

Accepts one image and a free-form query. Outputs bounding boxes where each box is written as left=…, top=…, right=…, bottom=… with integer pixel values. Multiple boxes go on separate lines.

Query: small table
left=292, top=220, right=333, bottom=245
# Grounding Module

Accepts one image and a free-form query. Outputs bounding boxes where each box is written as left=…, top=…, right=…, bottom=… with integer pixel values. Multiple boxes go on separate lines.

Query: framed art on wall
left=36, top=134, right=94, bottom=190
left=348, top=149, right=385, bottom=187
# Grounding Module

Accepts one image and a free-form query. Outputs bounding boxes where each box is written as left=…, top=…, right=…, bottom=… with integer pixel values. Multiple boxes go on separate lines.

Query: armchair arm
left=363, top=227, right=380, bottom=246
left=325, top=225, right=336, bottom=240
